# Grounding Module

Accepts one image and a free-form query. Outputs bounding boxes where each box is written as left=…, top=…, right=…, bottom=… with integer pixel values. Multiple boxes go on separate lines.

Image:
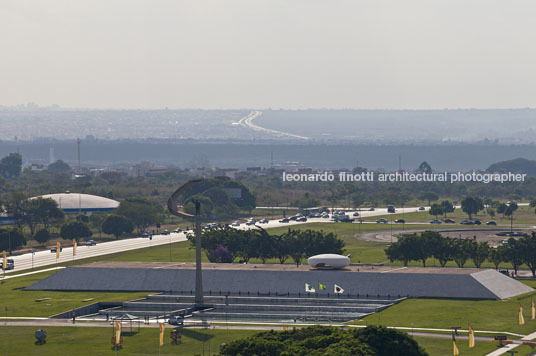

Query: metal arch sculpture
left=167, top=179, right=205, bottom=307
left=167, top=179, right=203, bottom=219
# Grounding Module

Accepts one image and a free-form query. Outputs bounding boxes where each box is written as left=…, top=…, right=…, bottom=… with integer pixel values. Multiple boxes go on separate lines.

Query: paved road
left=3, top=206, right=428, bottom=276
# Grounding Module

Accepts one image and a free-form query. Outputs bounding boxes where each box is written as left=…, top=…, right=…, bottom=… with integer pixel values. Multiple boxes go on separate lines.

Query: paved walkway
left=1, top=267, right=65, bottom=280
left=484, top=330, right=536, bottom=356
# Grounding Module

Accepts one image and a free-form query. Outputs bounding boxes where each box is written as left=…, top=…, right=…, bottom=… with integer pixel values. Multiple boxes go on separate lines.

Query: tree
left=497, top=203, right=507, bottom=218
left=90, top=214, right=106, bottom=238
left=102, top=215, right=133, bottom=239
left=420, top=192, right=438, bottom=206
left=488, top=246, right=506, bottom=269
left=417, top=161, right=432, bottom=174
left=504, top=238, right=523, bottom=275
left=428, top=204, right=443, bottom=219
left=115, top=197, right=163, bottom=233
left=440, top=200, right=455, bottom=218
left=60, top=221, right=92, bottom=242
left=486, top=208, right=496, bottom=219
left=433, top=237, right=454, bottom=267
left=0, top=228, right=26, bottom=253
left=461, top=196, right=484, bottom=220
left=470, top=241, right=489, bottom=268
left=33, top=229, right=51, bottom=245
left=452, top=239, right=473, bottom=268
left=504, top=201, right=518, bottom=232
left=518, top=233, right=536, bottom=277
left=20, top=197, right=65, bottom=235
left=0, top=153, right=22, bottom=178
left=47, top=160, right=72, bottom=173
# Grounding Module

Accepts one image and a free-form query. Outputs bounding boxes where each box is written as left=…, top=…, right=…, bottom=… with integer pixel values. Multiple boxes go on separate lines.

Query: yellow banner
left=468, top=324, right=475, bottom=348
left=532, top=298, right=535, bottom=320
left=73, top=239, right=77, bottom=257
left=519, top=304, right=525, bottom=325
left=115, top=321, right=121, bottom=345
left=159, top=323, right=164, bottom=346
left=2, top=250, right=6, bottom=270
left=56, top=241, right=60, bottom=259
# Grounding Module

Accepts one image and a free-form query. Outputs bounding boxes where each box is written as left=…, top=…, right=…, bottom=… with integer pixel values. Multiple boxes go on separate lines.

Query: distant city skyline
left=2, top=0, right=536, bottom=109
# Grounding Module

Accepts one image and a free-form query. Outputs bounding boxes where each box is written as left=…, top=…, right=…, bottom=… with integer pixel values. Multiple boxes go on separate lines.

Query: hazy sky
left=2, top=0, right=536, bottom=109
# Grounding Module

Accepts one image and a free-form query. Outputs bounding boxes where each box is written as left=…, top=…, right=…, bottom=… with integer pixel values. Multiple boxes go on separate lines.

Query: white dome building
left=308, top=254, right=351, bottom=269
left=32, top=193, right=119, bottom=214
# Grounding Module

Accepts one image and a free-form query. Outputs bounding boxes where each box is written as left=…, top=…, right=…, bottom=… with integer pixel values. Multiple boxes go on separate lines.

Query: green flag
left=319, top=282, right=327, bottom=290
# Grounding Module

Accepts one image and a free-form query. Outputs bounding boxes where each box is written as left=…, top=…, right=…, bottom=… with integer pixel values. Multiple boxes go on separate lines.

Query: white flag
left=334, top=284, right=344, bottom=294
left=305, top=283, right=316, bottom=293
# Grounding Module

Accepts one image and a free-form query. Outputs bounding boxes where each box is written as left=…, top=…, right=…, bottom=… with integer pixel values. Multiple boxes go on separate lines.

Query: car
left=1, top=262, right=14, bottom=270
left=474, top=220, right=482, bottom=225
left=418, top=207, right=425, bottom=211
left=279, top=218, right=289, bottom=223
left=245, top=219, right=256, bottom=226
left=321, top=213, right=329, bottom=218
left=168, top=315, right=184, bottom=326
left=376, top=218, right=389, bottom=223
left=387, top=205, right=395, bottom=213
left=296, top=216, right=307, bottom=222
left=394, top=219, right=405, bottom=223
left=231, top=221, right=241, bottom=227
left=368, top=207, right=375, bottom=211
left=499, top=269, right=509, bottom=276
left=353, top=212, right=360, bottom=217
left=429, top=219, right=442, bottom=224
left=460, top=220, right=475, bottom=225
left=502, top=239, right=509, bottom=244
left=486, top=221, right=497, bottom=225
left=161, top=229, right=170, bottom=235
left=173, top=228, right=183, bottom=233
left=443, top=218, right=456, bottom=224
left=140, top=231, right=152, bottom=238
left=259, top=218, right=269, bottom=224
left=50, top=246, right=63, bottom=253
left=86, top=240, right=97, bottom=246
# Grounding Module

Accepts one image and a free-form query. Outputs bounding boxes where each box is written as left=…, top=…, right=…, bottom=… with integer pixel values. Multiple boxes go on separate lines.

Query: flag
left=2, top=251, right=6, bottom=270
left=319, top=282, right=326, bottom=290
left=334, top=284, right=344, bottom=294
left=115, top=320, right=121, bottom=345
left=519, top=304, right=525, bottom=325
left=532, top=298, right=535, bottom=320
left=452, top=332, right=459, bottom=355
left=73, top=239, right=77, bottom=257
left=305, top=283, right=316, bottom=293
left=468, top=324, right=475, bottom=348
left=56, top=241, right=61, bottom=259
left=159, top=322, right=164, bottom=346
left=283, top=325, right=287, bottom=331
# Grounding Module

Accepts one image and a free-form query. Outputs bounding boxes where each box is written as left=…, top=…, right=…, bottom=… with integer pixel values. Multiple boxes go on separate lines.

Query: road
left=2, top=206, right=428, bottom=276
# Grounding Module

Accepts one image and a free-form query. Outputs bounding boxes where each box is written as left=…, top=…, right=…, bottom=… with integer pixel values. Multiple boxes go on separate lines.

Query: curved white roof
left=32, top=193, right=119, bottom=212
left=308, top=254, right=350, bottom=269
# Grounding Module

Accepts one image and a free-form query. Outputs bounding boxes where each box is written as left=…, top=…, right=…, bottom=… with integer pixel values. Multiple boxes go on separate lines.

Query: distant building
left=31, top=193, right=119, bottom=214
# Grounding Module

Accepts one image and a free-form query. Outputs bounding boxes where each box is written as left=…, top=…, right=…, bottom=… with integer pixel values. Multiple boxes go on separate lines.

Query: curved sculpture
left=308, top=254, right=351, bottom=269
left=167, top=179, right=203, bottom=219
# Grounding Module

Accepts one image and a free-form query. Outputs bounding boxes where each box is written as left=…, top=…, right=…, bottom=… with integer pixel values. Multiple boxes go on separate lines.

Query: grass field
left=0, top=271, right=148, bottom=317
left=0, top=326, right=257, bottom=356
left=0, top=325, right=520, bottom=356
left=353, top=290, right=536, bottom=335
left=412, top=335, right=499, bottom=356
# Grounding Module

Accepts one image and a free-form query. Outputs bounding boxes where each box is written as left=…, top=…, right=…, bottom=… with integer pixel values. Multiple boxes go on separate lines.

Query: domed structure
left=308, top=254, right=351, bottom=269
left=32, top=193, right=119, bottom=213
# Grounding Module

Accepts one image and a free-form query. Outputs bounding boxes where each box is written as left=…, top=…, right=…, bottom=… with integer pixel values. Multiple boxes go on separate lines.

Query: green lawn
left=413, top=335, right=499, bottom=356
left=353, top=291, right=536, bottom=335
left=0, top=326, right=257, bottom=356
left=0, top=271, right=148, bottom=317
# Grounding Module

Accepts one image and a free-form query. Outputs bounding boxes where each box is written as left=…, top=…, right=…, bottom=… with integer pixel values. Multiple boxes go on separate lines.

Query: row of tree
left=190, top=227, right=345, bottom=266
left=386, top=231, right=536, bottom=276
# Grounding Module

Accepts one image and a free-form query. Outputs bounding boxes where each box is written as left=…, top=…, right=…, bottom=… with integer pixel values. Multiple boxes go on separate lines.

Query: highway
left=2, top=206, right=426, bottom=276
